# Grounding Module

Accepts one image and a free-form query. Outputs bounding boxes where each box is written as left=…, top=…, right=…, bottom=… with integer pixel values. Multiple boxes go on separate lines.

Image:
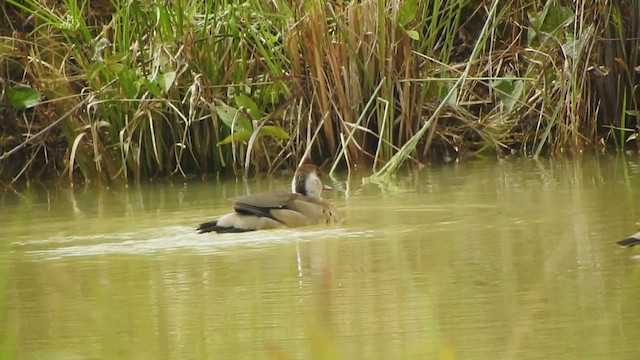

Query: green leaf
left=104, top=53, right=126, bottom=75
left=218, top=130, right=252, bottom=145
left=215, top=104, right=252, bottom=132
left=444, top=84, right=458, bottom=107
left=540, top=6, right=574, bottom=34
left=235, top=94, right=261, bottom=120
left=528, top=6, right=548, bottom=31
left=146, top=71, right=175, bottom=95
left=144, top=77, right=162, bottom=98
left=404, top=29, right=419, bottom=41
left=87, top=61, right=104, bottom=82
left=528, top=4, right=574, bottom=44
left=494, top=79, right=523, bottom=112
left=118, top=69, right=140, bottom=98
left=106, top=52, right=128, bottom=63
left=217, top=125, right=290, bottom=146
left=6, top=86, right=41, bottom=110
left=398, top=0, right=419, bottom=27
left=258, top=125, right=290, bottom=140
left=107, top=62, right=124, bottom=74
left=158, top=71, right=176, bottom=93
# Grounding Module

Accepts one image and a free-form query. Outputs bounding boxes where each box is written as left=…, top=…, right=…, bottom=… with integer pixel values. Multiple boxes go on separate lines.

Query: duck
left=197, top=164, right=341, bottom=233
left=616, top=231, right=640, bottom=248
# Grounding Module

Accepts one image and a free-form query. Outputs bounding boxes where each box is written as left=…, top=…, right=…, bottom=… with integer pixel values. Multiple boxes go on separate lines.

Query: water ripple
left=17, top=227, right=373, bottom=259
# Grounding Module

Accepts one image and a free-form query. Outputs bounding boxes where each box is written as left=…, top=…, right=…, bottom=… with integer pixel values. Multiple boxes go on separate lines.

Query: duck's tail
left=196, top=220, right=252, bottom=234
left=616, top=233, right=640, bottom=248
left=196, top=220, right=220, bottom=233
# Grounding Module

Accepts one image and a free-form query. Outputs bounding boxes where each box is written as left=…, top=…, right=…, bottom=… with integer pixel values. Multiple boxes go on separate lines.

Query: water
left=3, top=155, right=640, bottom=359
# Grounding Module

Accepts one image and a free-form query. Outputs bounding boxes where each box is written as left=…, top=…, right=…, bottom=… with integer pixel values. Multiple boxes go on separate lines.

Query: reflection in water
left=3, top=155, right=640, bottom=359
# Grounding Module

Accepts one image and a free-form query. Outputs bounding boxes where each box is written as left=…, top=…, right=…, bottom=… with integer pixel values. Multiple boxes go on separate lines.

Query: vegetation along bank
left=1, top=0, right=639, bottom=185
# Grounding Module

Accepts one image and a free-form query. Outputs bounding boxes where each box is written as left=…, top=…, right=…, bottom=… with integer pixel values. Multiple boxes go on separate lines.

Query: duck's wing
left=230, top=192, right=299, bottom=218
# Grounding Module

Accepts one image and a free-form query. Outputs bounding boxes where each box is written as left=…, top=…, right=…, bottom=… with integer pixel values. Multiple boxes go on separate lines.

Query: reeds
left=0, top=0, right=637, bottom=184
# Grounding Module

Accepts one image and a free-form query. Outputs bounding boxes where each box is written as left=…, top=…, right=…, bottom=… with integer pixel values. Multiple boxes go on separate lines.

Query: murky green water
left=3, top=155, right=640, bottom=359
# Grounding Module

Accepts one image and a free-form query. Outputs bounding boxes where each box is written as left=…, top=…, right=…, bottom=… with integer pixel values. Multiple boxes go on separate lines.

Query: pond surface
left=2, top=155, right=640, bottom=359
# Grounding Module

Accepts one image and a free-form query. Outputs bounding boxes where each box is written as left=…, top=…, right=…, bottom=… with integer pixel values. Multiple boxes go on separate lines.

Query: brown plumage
left=197, top=164, right=341, bottom=233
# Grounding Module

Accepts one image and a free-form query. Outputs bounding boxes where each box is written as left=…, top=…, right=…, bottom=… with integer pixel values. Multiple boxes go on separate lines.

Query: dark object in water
left=616, top=232, right=640, bottom=248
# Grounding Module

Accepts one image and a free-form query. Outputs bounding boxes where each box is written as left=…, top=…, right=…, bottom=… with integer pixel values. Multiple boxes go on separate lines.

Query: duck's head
left=291, top=164, right=332, bottom=198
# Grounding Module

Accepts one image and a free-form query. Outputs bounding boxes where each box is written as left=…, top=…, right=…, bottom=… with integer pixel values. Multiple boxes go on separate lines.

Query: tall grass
left=0, top=0, right=637, bottom=184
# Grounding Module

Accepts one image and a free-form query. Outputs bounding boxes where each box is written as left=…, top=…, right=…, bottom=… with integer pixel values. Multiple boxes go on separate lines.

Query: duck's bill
left=323, top=184, right=333, bottom=191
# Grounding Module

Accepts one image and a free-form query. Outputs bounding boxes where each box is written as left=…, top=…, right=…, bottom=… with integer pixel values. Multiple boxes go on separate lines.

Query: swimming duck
left=616, top=231, right=640, bottom=248
left=197, top=164, right=341, bottom=233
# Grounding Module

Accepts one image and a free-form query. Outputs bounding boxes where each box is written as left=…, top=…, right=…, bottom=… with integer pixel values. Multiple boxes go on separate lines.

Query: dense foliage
left=0, top=0, right=638, bottom=184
